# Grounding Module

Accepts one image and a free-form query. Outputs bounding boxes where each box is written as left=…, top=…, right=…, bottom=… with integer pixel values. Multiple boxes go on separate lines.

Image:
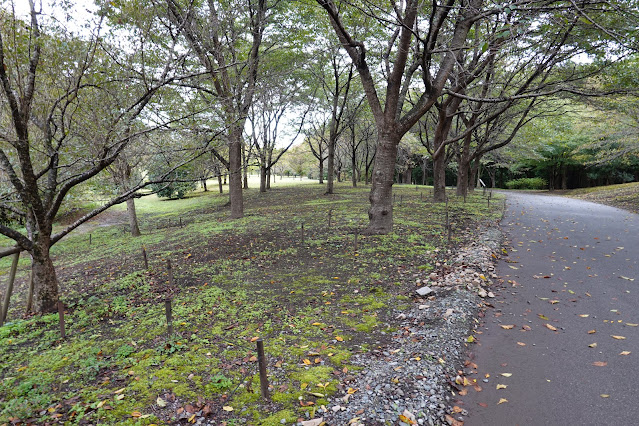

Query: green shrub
left=505, top=177, right=547, bottom=190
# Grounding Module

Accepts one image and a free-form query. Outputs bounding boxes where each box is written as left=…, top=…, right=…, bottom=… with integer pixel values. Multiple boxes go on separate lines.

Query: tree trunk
left=31, top=241, right=59, bottom=314
left=351, top=155, right=357, bottom=187
left=403, top=168, right=412, bottom=185
left=202, top=179, right=208, bottom=192
left=228, top=126, right=244, bottom=218
left=242, top=142, right=249, bottom=190
left=218, top=174, right=223, bottom=193
left=561, top=165, right=567, bottom=190
left=433, top=152, right=447, bottom=202
left=318, top=158, right=324, bottom=184
left=364, top=133, right=399, bottom=235
left=260, top=164, right=267, bottom=192
left=327, top=137, right=335, bottom=194
left=126, top=198, right=141, bottom=237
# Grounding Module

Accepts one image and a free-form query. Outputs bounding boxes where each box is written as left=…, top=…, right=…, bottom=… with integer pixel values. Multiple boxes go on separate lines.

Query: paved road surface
left=460, top=191, right=639, bottom=426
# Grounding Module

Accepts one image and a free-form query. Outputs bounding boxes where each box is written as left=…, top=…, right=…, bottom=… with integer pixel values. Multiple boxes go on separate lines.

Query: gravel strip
left=307, top=226, right=502, bottom=426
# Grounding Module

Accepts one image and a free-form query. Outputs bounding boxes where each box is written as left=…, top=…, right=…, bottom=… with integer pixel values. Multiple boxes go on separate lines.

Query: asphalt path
left=459, top=191, right=639, bottom=426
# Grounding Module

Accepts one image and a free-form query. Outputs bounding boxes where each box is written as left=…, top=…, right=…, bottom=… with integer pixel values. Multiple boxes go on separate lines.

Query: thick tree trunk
left=218, top=174, right=223, bottom=193
left=364, top=133, right=399, bottom=235
left=228, top=126, right=244, bottom=218
left=31, top=241, right=59, bottom=314
left=351, top=155, right=357, bottom=187
left=327, top=137, right=335, bottom=194
left=403, top=168, right=412, bottom=185
left=433, top=152, right=447, bottom=202
left=260, top=164, right=267, bottom=192
left=456, top=131, right=473, bottom=197
left=318, top=158, right=324, bottom=184
left=126, top=198, right=141, bottom=237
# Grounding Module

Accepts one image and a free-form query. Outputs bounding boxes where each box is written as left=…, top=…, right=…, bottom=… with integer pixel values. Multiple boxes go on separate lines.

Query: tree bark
left=126, top=198, right=142, bottom=237
left=260, top=164, right=267, bottom=192
left=318, top=158, right=324, bottom=184
left=433, top=152, right=447, bottom=202
left=31, top=240, right=59, bottom=314
left=326, top=136, right=335, bottom=194
left=228, top=126, right=244, bottom=218
left=364, top=133, right=399, bottom=234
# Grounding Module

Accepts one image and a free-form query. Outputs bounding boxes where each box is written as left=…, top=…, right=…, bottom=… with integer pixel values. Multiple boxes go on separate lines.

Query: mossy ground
left=0, top=179, right=502, bottom=425
left=562, top=182, right=639, bottom=214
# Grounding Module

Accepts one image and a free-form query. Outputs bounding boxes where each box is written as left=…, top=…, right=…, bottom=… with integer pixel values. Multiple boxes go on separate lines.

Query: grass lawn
left=0, top=181, right=502, bottom=425
left=562, top=182, right=639, bottom=214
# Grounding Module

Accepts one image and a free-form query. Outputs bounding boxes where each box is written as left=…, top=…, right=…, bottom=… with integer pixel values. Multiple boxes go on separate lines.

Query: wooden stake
left=165, top=299, right=173, bottom=336
left=301, top=223, right=305, bottom=243
left=167, top=259, right=173, bottom=286
left=256, top=339, right=270, bottom=400
left=142, top=246, right=149, bottom=270
left=0, top=252, right=19, bottom=327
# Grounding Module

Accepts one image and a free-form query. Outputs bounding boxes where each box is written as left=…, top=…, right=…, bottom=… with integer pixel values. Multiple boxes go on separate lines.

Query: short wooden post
left=167, top=259, right=173, bottom=286
left=301, top=223, right=305, bottom=243
left=89, top=234, right=92, bottom=245
left=179, top=217, right=183, bottom=228
left=57, top=301, right=66, bottom=339
left=142, top=246, right=149, bottom=270
left=256, top=339, right=270, bottom=400
left=165, top=299, right=173, bottom=336
left=400, top=195, right=403, bottom=206
left=328, top=209, right=333, bottom=229
left=0, top=252, right=20, bottom=327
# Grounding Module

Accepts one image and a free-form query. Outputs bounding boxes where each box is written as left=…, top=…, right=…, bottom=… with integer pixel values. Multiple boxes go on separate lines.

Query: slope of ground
left=563, top=182, right=639, bottom=214
left=0, top=183, right=502, bottom=425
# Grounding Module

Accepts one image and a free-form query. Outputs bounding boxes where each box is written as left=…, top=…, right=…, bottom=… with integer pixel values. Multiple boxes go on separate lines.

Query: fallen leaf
left=335, top=336, right=344, bottom=341
left=545, top=323, right=557, bottom=331
left=508, top=265, right=519, bottom=270
left=592, top=361, right=607, bottom=367
left=249, top=356, right=258, bottom=362
left=250, top=336, right=259, bottom=342
left=588, top=329, right=596, bottom=334
left=500, top=373, right=512, bottom=377
left=223, top=406, right=234, bottom=412
left=517, top=342, right=526, bottom=346
left=626, top=323, right=638, bottom=327
left=611, top=335, right=626, bottom=340
left=399, top=414, right=417, bottom=425
left=478, top=402, right=488, bottom=407
left=497, top=398, right=508, bottom=405
left=579, top=314, right=589, bottom=318
left=620, top=351, right=631, bottom=356
left=347, top=387, right=357, bottom=394
left=300, top=383, right=308, bottom=390
left=500, top=325, right=515, bottom=330
left=308, top=392, right=324, bottom=398
left=303, top=359, right=312, bottom=365
left=466, top=335, right=475, bottom=343
left=588, top=343, right=597, bottom=348
left=115, top=394, right=125, bottom=401
left=156, top=397, right=167, bottom=408
left=496, top=384, right=508, bottom=390
left=131, top=411, right=142, bottom=418
left=538, top=314, right=549, bottom=320
left=549, top=300, right=560, bottom=304
left=601, top=394, right=610, bottom=398
left=300, top=418, right=324, bottom=426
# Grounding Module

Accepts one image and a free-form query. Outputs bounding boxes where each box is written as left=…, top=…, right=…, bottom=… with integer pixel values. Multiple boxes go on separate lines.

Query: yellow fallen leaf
left=588, top=329, right=596, bottom=334
left=466, top=335, right=475, bottom=343
left=620, top=351, right=631, bottom=356
left=250, top=336, right=259, bottom=342
left=626, top=323, right=638, bottom=327
left=579, top=314, right=589, bottom=318
left=496, top=384, right=508, bottom=390
left=156, top=397, right=166, bottom=407
left=538, top=314, right=549, bottom=320
left=517, top=342, right=526, bottom=346
left=303, top=359, right=312, bottom=365
left=222, top=406, right=234, bottom=412
left=347, top=387, right=357, bottom=394
left=500, top=373, right=512, bottom=377
left=601, top=394, right=610, bottom=398
left=508, top=265, right=518, bottom=270
left=497, top=398, right=508, bottom=404
left=115, top=394, right=125, bottom=401
left=311, top=322, right=322, bottom=326
left=308, top=392, right=325, bottom=398
left=545, top=323, right=557, bottom=331
left=113, top=388, right=126, bottom=394
left=131, top=411, right=142, bottom=417
left=549, top=300, right=560, bottom=304
left=97, top=400, right=106, bottom=409
left=335, top=336, right=344, bottom=341
left=300, top=383, right=308, bottom=390
left=611, top=335, right=626, bottom=340
left=588, top=343, right=597, bottom=348
left=592, top=361, right=607, bottom=367
left=399, top=414, right=416, bottom=425
left=500, top=325, right=515, bottom=330
left=249, top=355, right=257, bottom=362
